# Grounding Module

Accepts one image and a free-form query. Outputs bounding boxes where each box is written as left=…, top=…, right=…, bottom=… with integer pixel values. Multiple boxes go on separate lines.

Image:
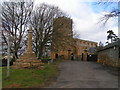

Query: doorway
left=71, top=53, right=74, bottom=60
left=81, top=53, right=84, bottom=61
left=55, top=53, right=58, bottom=59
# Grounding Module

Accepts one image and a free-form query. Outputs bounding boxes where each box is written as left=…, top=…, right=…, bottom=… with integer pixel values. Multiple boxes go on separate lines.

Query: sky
left=1, top=0, right=118, bottom=45
left=34, top=0, right=118, bottom=45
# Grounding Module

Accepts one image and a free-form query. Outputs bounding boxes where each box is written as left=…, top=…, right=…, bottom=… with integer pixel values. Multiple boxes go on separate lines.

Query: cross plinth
left=12, top=27, right=44, bottom=69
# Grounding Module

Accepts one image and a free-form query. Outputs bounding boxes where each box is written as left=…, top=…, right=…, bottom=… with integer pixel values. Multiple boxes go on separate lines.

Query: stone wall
left=97, top=40, right=120, bottom=67
left=51, top=38, right=98, bottom=60
left=51, top=16, right=74, bottom=60
left=52, top=16, right=73, bottom=51
left=74, top=38, right=97, bottom=61
left=50, top=50, right=72, bottom=60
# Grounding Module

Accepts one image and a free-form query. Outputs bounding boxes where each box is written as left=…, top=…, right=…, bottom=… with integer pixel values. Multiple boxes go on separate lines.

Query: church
left=50, top=17, right=97, bottom=61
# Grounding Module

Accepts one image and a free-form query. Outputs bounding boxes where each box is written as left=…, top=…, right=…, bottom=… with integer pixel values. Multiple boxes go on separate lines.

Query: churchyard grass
left=2, top=61, right=58, bottom=88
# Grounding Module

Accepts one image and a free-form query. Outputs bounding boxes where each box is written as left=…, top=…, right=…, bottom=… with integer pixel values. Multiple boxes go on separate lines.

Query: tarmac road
left=47, top=60, right=118, bottom=88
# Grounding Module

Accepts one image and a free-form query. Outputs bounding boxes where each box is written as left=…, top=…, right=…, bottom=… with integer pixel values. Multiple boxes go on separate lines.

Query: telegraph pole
left=7, top=32, right=10, bottom=79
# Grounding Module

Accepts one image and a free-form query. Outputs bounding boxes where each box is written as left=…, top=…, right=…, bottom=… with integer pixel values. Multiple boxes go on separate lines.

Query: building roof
left=74, top=38, right=98, bottom=44
left=98, top=39, right=120, bottom=52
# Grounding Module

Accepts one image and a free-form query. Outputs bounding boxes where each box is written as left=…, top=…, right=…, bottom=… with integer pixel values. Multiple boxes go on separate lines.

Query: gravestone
left=12, top=27, right=44, bottom=69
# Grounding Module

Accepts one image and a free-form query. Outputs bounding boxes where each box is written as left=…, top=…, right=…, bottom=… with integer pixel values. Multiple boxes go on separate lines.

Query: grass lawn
left=2, top=61, right=59, bottom=88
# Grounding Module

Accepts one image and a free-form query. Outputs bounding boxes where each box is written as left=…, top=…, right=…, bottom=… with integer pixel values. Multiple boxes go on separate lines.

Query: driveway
left=47, top=61, right=118, bottom=88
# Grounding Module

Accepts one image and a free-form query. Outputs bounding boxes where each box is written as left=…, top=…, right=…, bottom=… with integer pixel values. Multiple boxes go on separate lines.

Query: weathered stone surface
left=12, top=28, right=44, bottom=69
left=51, top=17, right=97, bottom=60
left=97, top=40, right=120, bottom=67
left=12, top=56, right=44, bottom=69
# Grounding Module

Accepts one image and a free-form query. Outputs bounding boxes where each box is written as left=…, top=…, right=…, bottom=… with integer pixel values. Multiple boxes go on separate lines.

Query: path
left=47, top=61, right=118, bottom=88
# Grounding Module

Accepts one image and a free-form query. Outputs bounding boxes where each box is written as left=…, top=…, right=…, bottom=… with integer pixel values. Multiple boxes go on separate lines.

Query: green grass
left=2, top=62, right=58, bottom=88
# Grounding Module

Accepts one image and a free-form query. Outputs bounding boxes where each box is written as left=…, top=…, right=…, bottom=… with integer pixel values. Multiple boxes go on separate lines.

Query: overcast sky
left=1, top=0, right=118, bottom=45
left=35, top=0, right=118, bottom=45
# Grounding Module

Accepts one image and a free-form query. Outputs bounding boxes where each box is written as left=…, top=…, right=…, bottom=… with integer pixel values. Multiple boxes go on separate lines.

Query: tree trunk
left=38, top=46, right=44, bottom=59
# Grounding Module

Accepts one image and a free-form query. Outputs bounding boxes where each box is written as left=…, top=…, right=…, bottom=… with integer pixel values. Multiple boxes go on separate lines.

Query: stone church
left=50, top=16, right=97, bottom=61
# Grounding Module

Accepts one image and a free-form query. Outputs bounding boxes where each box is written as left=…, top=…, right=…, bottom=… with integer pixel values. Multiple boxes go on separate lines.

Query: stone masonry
left=12, top=27, right=44, bottom=69
left=97, top=40, right=120, bottom=67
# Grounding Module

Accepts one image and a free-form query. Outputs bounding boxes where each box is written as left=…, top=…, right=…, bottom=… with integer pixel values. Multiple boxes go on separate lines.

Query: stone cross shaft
left=27, top=27, right=33, bottom=53
left=12, top=27, right=44, bottom=69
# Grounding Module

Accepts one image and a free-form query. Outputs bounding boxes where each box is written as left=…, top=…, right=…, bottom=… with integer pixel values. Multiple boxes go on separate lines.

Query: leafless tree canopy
left=2, top=1, right=33, bottom=59
left=96, top=0, right=120, bottom=25
left=1, top=1, right=74, bottom=59
left=30, top=3, right=68, bottom=58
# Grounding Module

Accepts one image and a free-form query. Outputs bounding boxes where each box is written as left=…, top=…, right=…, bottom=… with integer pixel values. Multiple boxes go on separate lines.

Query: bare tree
left=31, top=3, right=67, bottom=58
left=2, top=1, right=33, bottom=60
left=96, top=0, right=120, bottom=25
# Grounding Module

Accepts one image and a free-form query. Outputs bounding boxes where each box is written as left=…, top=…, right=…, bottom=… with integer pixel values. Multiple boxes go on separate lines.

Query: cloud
left=35, top=0, right=118, bottom=45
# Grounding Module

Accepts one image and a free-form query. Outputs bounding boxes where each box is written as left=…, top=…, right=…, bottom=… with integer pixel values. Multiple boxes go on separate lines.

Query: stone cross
left=12, top=27, right=44, bottom=69
left=27, top=27, right=33, bottom=53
